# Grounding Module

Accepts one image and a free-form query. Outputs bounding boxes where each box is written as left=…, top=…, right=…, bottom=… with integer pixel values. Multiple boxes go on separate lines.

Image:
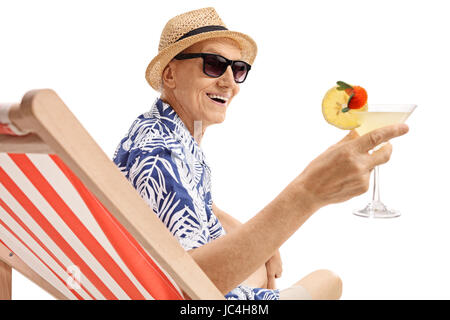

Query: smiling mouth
left=206, top=93, right=229, bottom=106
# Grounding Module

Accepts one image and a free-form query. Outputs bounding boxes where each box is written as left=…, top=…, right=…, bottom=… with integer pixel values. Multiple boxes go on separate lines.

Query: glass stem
left=372, top=166, right=380, bottom=202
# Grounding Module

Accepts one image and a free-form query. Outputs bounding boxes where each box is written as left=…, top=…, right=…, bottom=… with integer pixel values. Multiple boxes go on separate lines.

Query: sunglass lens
left=232, top=62, right=248, bottom=83
left=204, top=55, right=228, bottom=77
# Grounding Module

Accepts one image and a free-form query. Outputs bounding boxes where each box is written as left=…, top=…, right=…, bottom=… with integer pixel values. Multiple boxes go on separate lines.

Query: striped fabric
left=0, top=104, right=28, bottom=136
left=0, top=152, right=184, bottom=300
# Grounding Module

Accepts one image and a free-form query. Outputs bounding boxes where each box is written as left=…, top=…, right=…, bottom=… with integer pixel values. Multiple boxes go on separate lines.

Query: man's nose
left=217, top=66, right=236, bottom=88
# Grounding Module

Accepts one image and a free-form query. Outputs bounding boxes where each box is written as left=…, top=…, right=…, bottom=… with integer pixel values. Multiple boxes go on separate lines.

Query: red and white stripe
left=0, top=152, right=184, bottom=300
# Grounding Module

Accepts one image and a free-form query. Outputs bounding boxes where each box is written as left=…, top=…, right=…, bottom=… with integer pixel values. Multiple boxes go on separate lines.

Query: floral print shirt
left=112, top=98, right=279, bottom=300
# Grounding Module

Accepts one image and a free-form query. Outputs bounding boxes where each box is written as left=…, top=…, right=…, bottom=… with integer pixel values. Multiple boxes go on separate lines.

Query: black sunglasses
left=174, top=53, right=251, bottom=83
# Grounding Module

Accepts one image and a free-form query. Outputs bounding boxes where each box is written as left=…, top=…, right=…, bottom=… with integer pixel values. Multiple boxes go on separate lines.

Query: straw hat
left=145, top=7, right=258, bottom=92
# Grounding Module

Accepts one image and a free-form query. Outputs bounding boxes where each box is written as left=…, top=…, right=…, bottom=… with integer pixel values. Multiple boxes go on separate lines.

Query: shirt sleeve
left=124, top=140, right=211, bottom=251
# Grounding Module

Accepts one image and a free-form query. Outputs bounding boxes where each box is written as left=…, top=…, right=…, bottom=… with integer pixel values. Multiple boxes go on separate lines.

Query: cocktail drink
left=322, top=81, right=416, bottom=218
left=355, top=108, right=414, bottom=136
left=353, top=104, right=416, bottom=218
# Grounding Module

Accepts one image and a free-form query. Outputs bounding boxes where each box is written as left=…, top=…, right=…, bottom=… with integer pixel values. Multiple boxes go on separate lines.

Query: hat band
left=176, top=25, right=228, bottom=42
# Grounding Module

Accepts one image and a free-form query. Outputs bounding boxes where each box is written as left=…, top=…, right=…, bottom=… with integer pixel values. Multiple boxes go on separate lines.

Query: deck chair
left=0, top=89, right=224, bottom=300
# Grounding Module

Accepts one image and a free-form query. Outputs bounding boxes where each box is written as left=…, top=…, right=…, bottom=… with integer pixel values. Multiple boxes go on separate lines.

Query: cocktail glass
left=353, top=104, right=417, bottom=218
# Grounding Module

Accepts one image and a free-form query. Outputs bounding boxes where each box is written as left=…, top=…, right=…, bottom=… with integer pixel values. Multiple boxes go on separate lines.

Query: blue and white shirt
left=113, top=98, right=279, bottom=300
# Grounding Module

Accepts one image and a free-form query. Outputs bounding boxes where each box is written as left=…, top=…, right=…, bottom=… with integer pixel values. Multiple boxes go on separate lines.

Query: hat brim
left=145, top=30, right=257, bottom=92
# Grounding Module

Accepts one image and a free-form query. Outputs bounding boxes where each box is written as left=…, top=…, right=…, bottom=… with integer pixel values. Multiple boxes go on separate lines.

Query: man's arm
left=212, top=203, right=268, bottom=289
left=212, top=203, right=242, bottom=232
left=189, top=125, right=408, bottom=295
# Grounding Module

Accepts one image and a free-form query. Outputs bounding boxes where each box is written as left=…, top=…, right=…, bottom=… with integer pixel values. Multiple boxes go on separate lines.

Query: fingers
left=368, top=142, right=393, bottom=168
left=356, top=124, right=409, bottom=153
left=266, top=276, right=277, bottom=290
left=337, top=129, right=360, bottom=145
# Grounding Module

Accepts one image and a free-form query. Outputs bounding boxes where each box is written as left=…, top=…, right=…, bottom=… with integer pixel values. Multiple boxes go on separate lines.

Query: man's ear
left=162, top=61, right=176, bottom=89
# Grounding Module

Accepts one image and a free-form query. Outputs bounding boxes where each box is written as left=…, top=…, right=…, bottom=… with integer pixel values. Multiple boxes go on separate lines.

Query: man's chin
left=213, top=112, right=227, bottom=125
left=206, top=107, right=227, bottom=124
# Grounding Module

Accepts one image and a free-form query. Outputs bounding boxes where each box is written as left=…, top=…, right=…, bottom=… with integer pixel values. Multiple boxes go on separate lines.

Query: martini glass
left=353, top=104, right=417, bottom=218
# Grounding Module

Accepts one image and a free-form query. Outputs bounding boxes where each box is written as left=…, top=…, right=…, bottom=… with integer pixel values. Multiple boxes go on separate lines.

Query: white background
left=1, top=0, right=449, bottom=300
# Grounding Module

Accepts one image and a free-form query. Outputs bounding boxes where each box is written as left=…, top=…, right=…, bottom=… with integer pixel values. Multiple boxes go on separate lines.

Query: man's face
left=164, top=38, right=242, bottom=129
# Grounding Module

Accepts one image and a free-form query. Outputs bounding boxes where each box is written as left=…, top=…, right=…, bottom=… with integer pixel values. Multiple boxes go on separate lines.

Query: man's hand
left=297, top=124, right=409, bottom=209
left=265, top=250, right=282, bottom=289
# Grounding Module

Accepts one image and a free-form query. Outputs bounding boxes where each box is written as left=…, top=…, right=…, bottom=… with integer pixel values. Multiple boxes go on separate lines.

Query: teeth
left=207, top=93, right=229, bottom=102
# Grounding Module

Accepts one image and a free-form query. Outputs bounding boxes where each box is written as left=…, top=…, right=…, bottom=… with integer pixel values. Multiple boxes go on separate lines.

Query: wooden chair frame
left=0, top=89, right=224, bottom=300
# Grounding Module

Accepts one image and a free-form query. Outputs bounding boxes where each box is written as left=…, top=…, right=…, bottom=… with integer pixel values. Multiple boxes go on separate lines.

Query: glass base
left=353, top=200, right=401, bottom=219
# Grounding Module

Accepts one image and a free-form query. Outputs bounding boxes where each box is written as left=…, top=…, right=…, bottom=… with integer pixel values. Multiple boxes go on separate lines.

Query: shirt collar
left=151, top=98, right=209, bottom=167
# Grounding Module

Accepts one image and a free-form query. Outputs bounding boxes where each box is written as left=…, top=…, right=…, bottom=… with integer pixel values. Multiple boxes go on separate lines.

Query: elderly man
left=113, top=7, right=409, bottom=300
